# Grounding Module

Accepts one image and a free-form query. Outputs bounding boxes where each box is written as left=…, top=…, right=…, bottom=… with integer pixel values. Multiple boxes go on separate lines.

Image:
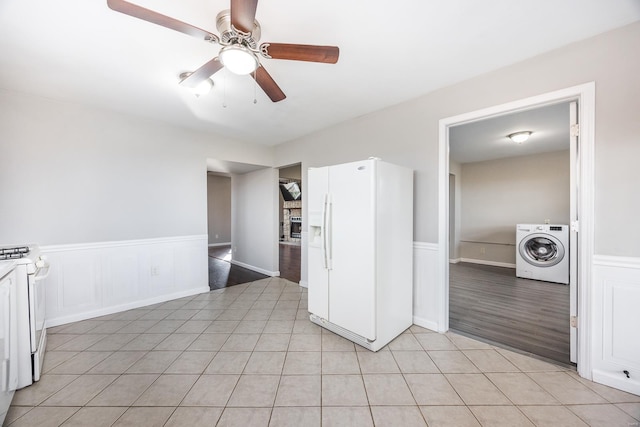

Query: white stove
left=0, top=245, right=50, bottom=389
left=0, top=246, right=30, bottom=261
left=0, top=261, right=18, bottom=425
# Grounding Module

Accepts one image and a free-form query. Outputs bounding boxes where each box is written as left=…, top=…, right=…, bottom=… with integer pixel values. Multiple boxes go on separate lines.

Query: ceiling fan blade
left=260, top=43, right=339, bottom=64
left=252, top=66, right=286, bottom=102
left=180, top=57, right=224, bottom=88
left=230, top=0, right=259, bottom=34
left=107, top=0, right=218, bottom=42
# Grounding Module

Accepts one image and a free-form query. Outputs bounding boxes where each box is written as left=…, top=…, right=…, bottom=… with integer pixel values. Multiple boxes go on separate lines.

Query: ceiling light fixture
left=508, top=131, right=532, bottom=144
left=179, top=72, right=213, bottom=97
left=219, top=44, right=259, bottom=75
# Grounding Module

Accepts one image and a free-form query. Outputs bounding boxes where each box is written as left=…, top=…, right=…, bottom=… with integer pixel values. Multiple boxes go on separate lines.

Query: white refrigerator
left=307, top=158, right=413, bottom=351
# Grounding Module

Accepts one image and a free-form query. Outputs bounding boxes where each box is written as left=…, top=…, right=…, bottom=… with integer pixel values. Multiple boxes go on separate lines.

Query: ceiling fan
left=107, top=0, right=340, bottom=102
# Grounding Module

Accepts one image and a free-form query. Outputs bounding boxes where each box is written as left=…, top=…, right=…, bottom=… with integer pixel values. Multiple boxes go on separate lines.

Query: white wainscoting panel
left=58, top=250, right=101, bottom=313
left=42, top=235, right=209, bottom=327
left=148, top=244, right=176, bottom=296
left=413, top=242, right=441, bottom=332
left=592, top=255, right=640, bottom=396
left=103, top=246, right=141, bottom=306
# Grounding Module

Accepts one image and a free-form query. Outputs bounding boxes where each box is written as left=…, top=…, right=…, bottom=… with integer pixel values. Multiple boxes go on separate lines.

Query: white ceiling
left=450, top=101, right=571, bottom=164
left=1, top=1, right=639, bottom=146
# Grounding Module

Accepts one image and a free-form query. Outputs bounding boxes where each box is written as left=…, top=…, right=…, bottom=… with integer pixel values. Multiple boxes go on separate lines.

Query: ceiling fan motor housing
left=216, top=10, right=261, bottom=48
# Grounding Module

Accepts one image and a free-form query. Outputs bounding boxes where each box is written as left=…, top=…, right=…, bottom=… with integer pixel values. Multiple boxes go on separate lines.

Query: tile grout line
left=9, top=274, right=639, bottom=426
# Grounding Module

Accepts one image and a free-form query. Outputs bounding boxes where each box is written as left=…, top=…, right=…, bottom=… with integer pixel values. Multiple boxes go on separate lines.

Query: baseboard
left=299, top=280, right=308, bottom=288
left=208, top=242, right=231, bottom=247
left=412, top=315, right=439, bottom=333
left=47, top=286, right=210, bottom=328
left=592, top=369, right=640, bottom=396
left=230, top=259, right=279, bottom=277
left=460, top=257, right=516, bottom=269
left=449, top=258, right=461, bottom=264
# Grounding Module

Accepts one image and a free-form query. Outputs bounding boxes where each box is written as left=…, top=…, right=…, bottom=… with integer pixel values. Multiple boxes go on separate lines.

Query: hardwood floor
left=449, top=262, right=571, bottom=365
left=208, top=245, right=268, bottom=290
left=279, top=242, right=301, bottom=283
left=208, top=243, right=301, bottom=290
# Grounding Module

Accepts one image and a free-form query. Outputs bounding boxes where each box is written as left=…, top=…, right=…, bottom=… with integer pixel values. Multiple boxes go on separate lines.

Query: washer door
left=519, top=233, right=565, bottom=267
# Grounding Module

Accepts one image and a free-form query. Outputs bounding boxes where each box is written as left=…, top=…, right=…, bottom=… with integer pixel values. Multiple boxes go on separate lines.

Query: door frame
left=277, top=163, right=304, bottom=285
left=437, top=82, right=595, bottom=379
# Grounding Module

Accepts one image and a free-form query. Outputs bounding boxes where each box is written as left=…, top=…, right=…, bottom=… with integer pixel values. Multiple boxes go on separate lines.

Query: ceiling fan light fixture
left=219, top=44, right=258, bottom=75
left=508, top=131, right=532, bottom=144
left=179, top=72, right=213, bottom=97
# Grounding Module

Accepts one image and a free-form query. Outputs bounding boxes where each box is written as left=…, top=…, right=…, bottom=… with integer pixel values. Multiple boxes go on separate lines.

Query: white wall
left=449, top=161, right=462, bottom=261
left=207, top=174, right=232, bottom=245
left=274, top=23, right=640, bottom=388
left=231, top=168, right=279, bottom=276
left=0, top=89, right=273, bottom=326
left=1, top=18, right=638, bottom=394
left=0, top=89, right=273, bottom=246
left=459, top=150, right=570, bottom=265
left=279, top=165, right=302, bottom=180
left=275, top=22, right=640, bottom=258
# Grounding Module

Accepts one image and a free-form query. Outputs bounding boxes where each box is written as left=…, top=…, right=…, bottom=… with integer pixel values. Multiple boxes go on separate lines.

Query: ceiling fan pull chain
left=223, top=68, right=227, bottom=108
left=253, top=70, right=258, bottom=104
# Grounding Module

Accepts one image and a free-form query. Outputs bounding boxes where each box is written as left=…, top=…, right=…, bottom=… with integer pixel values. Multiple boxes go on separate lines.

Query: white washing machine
left=516, top=224, right=569, bottom=285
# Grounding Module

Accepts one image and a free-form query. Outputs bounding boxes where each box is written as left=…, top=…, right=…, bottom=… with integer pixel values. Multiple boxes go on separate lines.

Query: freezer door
left=307, top=167, right=329, bottom=319
left=327, top=160, right=376, bottom=340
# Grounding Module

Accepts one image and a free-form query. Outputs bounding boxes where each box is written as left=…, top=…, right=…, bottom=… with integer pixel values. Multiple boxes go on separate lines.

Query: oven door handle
left=34, top=257, right=51, bottom=281
left=1, top=283, right=9, bottom=392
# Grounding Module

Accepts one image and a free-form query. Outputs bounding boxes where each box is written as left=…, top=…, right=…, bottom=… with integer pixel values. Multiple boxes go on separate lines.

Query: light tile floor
left=5, top=277, right=640, bottom=427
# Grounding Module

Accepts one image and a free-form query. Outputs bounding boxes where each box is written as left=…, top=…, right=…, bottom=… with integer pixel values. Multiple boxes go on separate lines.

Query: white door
left=327, top=160, right=376, bottom=340
left=307, top=167, right=329, bottom=319
left=569, top=101, right=579, bottom=363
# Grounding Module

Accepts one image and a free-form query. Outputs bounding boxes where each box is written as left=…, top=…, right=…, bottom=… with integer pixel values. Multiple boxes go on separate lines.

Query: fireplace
left=290, top=216, right=302, bottom=239
left=280, top=176, right=302, bottom=244
left=282, top=201, right=302, bottom=243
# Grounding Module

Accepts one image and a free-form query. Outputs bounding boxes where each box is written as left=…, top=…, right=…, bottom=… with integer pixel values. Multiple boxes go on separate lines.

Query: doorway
left=206, top=158, right=275, bottom=289
left=438, top=83, right=595, bottom=378
left=448, top=102, right=573, bottom=364
left=278, top=163, right=302, bottom=283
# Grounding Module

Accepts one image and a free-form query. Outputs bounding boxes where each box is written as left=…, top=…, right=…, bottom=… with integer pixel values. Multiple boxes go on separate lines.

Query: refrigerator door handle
left=326, top=194, right=333, bottom=270
left=322, top=193, right=329, bottom=269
